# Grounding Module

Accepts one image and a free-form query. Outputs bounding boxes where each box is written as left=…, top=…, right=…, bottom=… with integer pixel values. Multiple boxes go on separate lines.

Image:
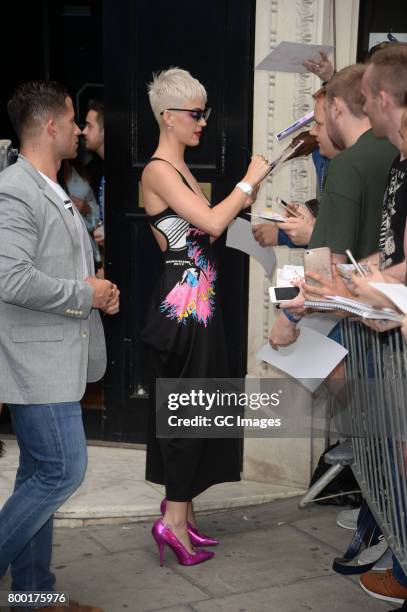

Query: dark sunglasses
left=160, top=108, right=212, bottom=121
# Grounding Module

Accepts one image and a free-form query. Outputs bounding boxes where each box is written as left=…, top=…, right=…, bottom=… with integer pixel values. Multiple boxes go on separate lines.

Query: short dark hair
left=325, top=64, right=366, bottom=118
left=367, top=43, right=407, bottom=107
left=7, top=80, right=69, bottom=140
left=313, top=86, right=327, bottom=100
left=87, top=99, right=104, bottom=128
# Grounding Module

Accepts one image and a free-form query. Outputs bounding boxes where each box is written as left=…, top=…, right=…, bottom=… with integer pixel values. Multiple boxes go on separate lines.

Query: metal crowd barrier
left=339, top=318, right=407, bottom=574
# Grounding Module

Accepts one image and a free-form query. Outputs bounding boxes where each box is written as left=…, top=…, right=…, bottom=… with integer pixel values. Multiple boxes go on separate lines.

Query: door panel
left=103, top=0, right=256, bottom=443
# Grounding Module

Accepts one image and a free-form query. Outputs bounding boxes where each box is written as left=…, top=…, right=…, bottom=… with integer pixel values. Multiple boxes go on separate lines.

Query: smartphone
left=276, top=198, right=302, bottom=218
left=303, top=247, right=332, bottom=287
left=304, top=198, right=319, bottom=218
left=269, top=286, right=300, bottom=303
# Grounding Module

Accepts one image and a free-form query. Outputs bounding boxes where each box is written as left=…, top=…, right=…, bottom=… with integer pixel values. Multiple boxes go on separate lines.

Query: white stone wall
left=244, top=0, right=359, bottom=487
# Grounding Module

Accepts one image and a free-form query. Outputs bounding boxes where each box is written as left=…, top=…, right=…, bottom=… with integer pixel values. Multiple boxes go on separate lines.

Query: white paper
left=276, top=265, right=304, bottom=286
left=226, top=217, right=276, bottom=277
left=368, top=33, right=407, bottom=49
left=256, top=41, right=334, bottom=74
left=369, top=283, right=407, bottom=315
left=298, top=313, right=340, bottom=337
left=256, top=328, right=348, bottom=392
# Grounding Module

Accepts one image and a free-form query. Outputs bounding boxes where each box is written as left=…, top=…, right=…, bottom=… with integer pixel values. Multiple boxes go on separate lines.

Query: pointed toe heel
left=151, top=518, right=214, bottom=566
left=160, top=498, right=219, bottom=547
left=188, top=524, right=219, bottom=547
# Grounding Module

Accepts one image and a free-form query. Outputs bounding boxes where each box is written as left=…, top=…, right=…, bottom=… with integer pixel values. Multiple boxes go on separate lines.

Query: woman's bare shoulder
left=142, top=158, right=172, bottom=182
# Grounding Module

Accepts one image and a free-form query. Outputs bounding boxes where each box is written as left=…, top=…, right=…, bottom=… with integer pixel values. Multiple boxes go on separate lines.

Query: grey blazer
left=0, top=156, right=106, bottom=404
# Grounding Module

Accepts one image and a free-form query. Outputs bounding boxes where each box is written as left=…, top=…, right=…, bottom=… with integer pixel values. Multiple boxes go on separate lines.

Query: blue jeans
left=0, top=402, right=87, bottom=592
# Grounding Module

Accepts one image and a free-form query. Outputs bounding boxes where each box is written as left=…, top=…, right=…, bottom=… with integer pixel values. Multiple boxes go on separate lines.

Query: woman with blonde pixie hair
left=141, top=67, right=269, bottom=567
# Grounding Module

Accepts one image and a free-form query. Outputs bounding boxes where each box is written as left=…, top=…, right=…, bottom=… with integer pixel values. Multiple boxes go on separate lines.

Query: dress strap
left=147, top=157, right=196, bottom=194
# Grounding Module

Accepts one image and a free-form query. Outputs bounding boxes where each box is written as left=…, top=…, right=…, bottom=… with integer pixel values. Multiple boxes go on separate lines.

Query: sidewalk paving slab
left=0, top=439, right=391, bottom=611
left=0, top=499, right=390, bottom=612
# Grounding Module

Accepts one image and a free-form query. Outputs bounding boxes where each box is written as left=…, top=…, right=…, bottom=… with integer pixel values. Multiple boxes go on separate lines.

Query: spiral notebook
left=304, top=295, right=404, bottom=323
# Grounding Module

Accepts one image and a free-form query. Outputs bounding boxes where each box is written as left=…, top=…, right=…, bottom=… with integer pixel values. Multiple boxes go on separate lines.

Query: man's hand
left=288, top=202, right=315, bottom=224
left=303, top=265, right=352, bottom=300
left=302, top=51, right=334, bottom=81
left=104, top=289, right=120, bottom=315
left=85, top=276, right=119, bottom=313
left=269, top=312, right=300, bottom=350
left=349, top=270, right=395, bottom=308
left=362, top=319, right=401, bottom=333
left=279, top=288, right=306, bottom=317
left=276, top=216, right=314, bottom=245
left=71, top=195, right=91, bottom=216
left=252, top=223, right=278, bottom=247
left=402, top=315, right=407, bottom=341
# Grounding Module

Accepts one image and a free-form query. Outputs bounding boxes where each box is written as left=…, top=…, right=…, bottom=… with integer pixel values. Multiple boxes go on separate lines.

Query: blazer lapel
left=43, top=185, right=78, bottom=246
left=75, top=204, right=96, bottom=275
left=17, top=155, right=85, bottom=276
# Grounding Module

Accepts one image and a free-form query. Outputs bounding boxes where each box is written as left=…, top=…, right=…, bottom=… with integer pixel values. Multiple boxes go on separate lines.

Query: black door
left=102, top=0, right=256, bottom=443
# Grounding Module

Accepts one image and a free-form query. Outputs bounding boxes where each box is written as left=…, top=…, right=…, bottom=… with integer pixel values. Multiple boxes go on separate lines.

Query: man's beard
left=326, top=121, right=345, bottom=150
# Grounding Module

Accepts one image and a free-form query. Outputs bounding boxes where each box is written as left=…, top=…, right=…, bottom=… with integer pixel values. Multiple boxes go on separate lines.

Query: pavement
left=0, top=438, right=392, bottom=611
left=0, top=439, right=304, bottom=527
left=0, top=499, right=390, bottom=612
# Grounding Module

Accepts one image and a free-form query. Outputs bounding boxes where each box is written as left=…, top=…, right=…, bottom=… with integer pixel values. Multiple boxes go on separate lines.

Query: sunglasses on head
left=160, top=108, right=212, bottom=121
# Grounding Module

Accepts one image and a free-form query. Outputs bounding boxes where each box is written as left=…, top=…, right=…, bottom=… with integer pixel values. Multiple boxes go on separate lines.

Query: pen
left=345, top=249, right=366, bottom=277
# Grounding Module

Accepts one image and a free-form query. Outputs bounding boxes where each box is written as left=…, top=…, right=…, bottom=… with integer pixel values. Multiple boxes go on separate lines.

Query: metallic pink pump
left=160, top=498, right=219, bottom=546
left=152, top=519, right=214, bottom=566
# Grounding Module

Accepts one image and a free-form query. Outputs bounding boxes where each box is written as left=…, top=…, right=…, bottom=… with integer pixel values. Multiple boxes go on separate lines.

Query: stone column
left=244, top=0, right=359, bottom=487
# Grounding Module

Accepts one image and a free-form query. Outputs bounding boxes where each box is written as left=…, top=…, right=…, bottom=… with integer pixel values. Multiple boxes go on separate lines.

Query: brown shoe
left=11, top=600, right=104, bottom=612
left=360, top=569, right=407, bottom=604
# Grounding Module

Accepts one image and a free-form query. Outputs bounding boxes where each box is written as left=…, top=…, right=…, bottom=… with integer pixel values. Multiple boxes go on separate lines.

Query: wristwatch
left=236, top=181, right=253, bottom=196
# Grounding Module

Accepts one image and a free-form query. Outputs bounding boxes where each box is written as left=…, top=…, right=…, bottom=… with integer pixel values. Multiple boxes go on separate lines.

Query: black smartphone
left=269, top=286, right=300, bottom=303
left=304, top=198, right=320, bottom=218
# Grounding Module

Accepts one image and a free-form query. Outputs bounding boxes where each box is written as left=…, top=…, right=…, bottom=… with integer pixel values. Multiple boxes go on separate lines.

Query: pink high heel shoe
left=151, top=518, right=214, bottom=566
left=160, top=498, right=219, bottom=546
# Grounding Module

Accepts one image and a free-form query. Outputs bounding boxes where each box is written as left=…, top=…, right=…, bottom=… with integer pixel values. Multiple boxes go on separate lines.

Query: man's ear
left=378, top=90, right=390, bottom=111
left=47, top=117, right=57, bottom=138
left=331, top=96, right=343, bottom=119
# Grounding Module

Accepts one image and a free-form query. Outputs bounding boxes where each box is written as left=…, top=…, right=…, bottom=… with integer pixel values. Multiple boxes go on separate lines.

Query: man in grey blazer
left=0, top=81, right=119, bottom=612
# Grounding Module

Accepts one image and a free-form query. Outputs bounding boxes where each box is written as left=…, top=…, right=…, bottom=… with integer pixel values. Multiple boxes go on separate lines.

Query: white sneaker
left=336, top=507, right=360, bottom=530
left=358, top=536, right=389, bottom=565
left=372, top=547, right=393, bottom=572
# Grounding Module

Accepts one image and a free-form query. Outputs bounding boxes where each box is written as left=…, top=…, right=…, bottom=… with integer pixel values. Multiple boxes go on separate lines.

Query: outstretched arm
left=142, top=156, right=270, bottom=238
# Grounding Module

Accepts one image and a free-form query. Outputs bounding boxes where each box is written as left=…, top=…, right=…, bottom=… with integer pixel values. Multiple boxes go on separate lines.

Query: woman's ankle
left=163, top=513, right=187, bottom=530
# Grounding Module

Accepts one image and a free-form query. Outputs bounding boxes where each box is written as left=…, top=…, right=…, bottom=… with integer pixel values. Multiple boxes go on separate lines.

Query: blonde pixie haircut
left=148, top=68, right=207, bottom=124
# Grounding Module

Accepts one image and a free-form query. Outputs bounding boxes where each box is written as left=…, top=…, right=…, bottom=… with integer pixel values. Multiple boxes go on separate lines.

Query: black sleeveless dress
left=142, top=158, right=241, bottom=501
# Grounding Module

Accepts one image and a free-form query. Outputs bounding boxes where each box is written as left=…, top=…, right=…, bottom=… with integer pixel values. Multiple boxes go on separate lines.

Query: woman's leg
left=163, top=501, right=194, bottom=554
left=187, top=500, right=196, bottom=527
